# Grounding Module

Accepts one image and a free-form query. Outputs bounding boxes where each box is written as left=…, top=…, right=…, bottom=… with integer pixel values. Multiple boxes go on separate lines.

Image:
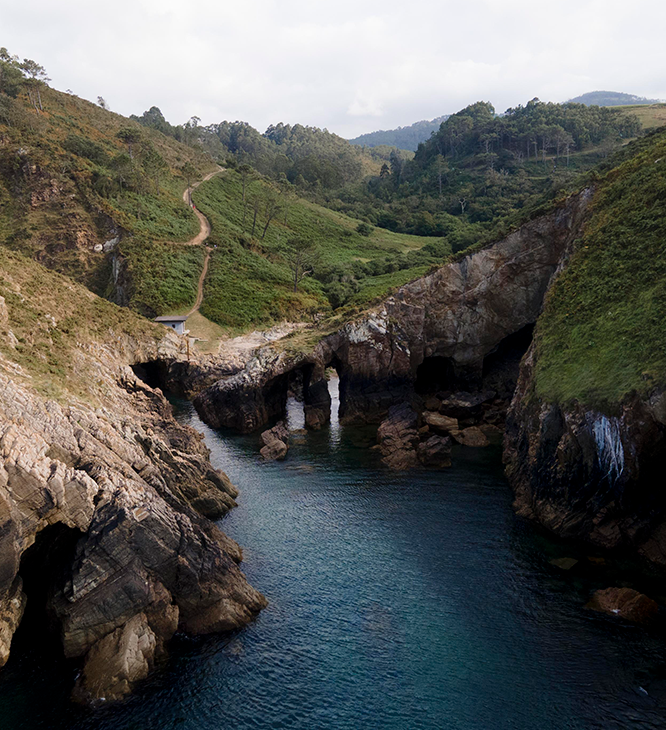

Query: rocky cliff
left=503, top=128, right=666, bottom=564
left=192, top=189, right=592, bottom=432
left=504, top=346, right=666, bottom=563
left=0, top=253, right=265, bottom=703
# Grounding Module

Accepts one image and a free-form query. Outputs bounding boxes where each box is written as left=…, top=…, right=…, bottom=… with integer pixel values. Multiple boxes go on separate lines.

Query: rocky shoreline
left=0, top=296, right=266, bottom=703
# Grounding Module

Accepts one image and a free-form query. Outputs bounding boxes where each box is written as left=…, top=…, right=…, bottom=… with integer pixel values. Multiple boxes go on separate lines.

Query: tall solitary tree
left=283, top=237, right=319, bottom=293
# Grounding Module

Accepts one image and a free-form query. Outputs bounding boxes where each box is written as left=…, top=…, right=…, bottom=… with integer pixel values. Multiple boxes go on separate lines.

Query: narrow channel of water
left=3, top=377, right=666, bottom=729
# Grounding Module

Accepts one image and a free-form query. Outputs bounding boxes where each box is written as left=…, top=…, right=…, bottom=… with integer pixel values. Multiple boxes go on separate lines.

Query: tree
left=261, top=190, right=281, bottom=239
left=97, top=96, right=109, bottom=110
left=238, top=163, right=253, bottom=229
left=116, top=128, right=142, bottom=160
left=141, top=145, right=168, bottom=193
left=110, top=153, right=133, bottom=194
left=283, top=237, right=319, bottom=292
left=19, top=58, right=49, bottom=111
left=250, top=195, right=260, bottom=237
left=179, top=161, right=197, bottom=191
left=0, top=60, right=24, bottom=98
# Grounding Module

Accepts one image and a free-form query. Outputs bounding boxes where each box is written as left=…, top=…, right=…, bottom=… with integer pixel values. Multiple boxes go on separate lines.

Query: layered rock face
left=0, top=327, right=265, bottom=703
left=504, top=344, right=666, bottom=564
left=191, top=191, right=592, bottom=434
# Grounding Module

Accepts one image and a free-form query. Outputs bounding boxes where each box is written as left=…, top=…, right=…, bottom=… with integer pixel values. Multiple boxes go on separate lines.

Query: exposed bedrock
left=193, top=190, right=592, bottom=433
left=504, top=343, right=666, bottom=565
left=0, top=331, right=266, bottom=703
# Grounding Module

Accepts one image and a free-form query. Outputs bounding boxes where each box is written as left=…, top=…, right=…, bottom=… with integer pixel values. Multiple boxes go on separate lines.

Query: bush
left=356, top=221, right=374, bottom=236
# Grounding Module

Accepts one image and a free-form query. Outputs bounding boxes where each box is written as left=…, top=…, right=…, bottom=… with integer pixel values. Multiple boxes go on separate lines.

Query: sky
left=2, top=0, right=665, bottom=138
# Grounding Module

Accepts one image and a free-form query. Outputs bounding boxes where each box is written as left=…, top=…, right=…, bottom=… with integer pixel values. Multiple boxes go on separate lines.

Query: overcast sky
left=3, top=0, right=665, bottom=138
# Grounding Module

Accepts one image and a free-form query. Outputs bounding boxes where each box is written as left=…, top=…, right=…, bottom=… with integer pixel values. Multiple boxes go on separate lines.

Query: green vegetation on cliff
left=0, top=248, right=160, bottom=399
left=191, top=171, right=445, bottom=327
left=0, top=50, right=212, bottom=316
left=534, top=128, right=666, bottom=408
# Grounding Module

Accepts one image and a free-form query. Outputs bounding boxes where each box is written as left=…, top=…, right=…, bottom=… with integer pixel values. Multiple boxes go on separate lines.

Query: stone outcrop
left=376, top=404, right=453, bottom=469
left=586, top=587, right=659, bottom=624
left=260, top=421, right=290, bottom=461
left=0, top=310, right=266, bottom=702
left=190, top=190, right=592, bottom=435
left=504, top=343, right=666, bottom=565
left=376, top=404, right=420, bottom=469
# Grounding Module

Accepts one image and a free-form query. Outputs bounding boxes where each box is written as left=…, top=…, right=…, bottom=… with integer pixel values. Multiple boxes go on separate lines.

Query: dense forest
left=348, top=115, right=449, bottom=151
left=320, top=99, right=642, bottom=241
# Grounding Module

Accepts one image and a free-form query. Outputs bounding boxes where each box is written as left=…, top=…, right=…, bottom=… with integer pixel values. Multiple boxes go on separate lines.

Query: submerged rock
left=586, top=587, right=659, bottom=624
left=452, top=426, right=489, bottom=447
left=417, top=435, right=452, bottom=468
left=550, top=557, right=579, bottom=570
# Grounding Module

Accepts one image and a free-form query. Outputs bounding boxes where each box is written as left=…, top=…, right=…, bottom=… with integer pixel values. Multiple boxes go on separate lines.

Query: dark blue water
left=3, top=378, right=666, bottom=729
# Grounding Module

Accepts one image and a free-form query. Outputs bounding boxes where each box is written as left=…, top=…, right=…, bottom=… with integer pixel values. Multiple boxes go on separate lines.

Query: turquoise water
left=2, top=379, right=666, bottom=729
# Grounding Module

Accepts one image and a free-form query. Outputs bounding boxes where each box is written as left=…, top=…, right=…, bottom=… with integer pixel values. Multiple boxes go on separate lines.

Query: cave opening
left=131, top=360, right=168, bottom=390
left=415, top=356, right=457, bottom=395
left=482, top=324, right=535, bottom=400
left=12, top=524, right=83, bottom=656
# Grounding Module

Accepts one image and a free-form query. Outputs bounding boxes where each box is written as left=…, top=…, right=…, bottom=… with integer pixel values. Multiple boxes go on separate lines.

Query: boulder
left=260, top=420, right=289, bottom=460
left=424, top=396, right=441, bottom=411
left=261, top=421, right=289, bottom=446
left=377, top=403, right=420, bottom=470
left=417, top=435, right=452, bottom=468
left=260, top=439, right=289, bottom=461
left=73, top=613, right=158, bottom=704
left=423, top=412, right=459, bottom=435
left=586, top=587, right=659, bottom=624
left=438, top=391, right=496, bottom=419
left=453, top=426, right=489, bottom=447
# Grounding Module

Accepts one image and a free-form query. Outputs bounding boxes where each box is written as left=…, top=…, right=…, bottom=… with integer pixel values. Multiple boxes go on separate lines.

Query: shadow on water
left=4, top=374, right=666, bottom=729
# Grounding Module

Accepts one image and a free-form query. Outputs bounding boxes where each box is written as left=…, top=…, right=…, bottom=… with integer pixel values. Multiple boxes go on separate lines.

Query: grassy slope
left=192, top=171, right=442, bottom=330
left=620, top=103, right=666, bottom=131
left=533, top=128, right=666, bottom=409
left=0, top=248, right=160, bottom=400
left=0, top=85, right=212, bottom=315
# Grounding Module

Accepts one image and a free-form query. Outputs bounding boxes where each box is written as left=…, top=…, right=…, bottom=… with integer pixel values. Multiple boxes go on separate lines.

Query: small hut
left=154, top=315, right=188, bottom=335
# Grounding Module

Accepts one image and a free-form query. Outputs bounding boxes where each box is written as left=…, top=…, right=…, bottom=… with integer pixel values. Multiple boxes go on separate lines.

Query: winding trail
left=188, top=248, right=210, bottom=316
left=179, top=167, right=223, bottom=316
left=181, top=167, right=223, bottom=246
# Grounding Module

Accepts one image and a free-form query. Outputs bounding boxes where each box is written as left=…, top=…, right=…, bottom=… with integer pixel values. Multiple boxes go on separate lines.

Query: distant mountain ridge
left=348, top=115, right=449, bottom=151
left=567, top=91, right=663, bottom=106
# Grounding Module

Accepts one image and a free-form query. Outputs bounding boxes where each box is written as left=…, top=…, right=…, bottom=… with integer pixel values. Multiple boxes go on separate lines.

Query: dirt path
left=181, top=167, right=223, bottom=246
left=188, top=247, right=210, bottom=316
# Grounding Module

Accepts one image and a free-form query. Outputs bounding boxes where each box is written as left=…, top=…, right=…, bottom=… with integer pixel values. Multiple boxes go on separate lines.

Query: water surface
left=2, top=379, right=666, bottom=729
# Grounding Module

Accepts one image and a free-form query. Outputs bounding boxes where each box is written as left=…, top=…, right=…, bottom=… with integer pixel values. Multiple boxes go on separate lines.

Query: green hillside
left=0, top=58, right=216, bottom=318
left=534, top=127, right=666, bottom=409
left=568, top=90, right=662, bottom=106
left=348, top=115, right=449, bottom=151
left=190, top=171, right=444, bottom=329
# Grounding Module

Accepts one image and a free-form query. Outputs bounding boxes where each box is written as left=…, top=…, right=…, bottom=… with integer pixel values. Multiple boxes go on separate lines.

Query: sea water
left=2, top=378, right=666, bottom=729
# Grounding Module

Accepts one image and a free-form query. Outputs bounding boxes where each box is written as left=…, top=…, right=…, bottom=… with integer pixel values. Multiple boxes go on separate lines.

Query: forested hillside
left=348, top=115, right=449, bottom=151
left=568, top=90, right=662, bottom=106
left=2, top=44, right=665, bottom=339
left=322, top=99, right=641, bottom=240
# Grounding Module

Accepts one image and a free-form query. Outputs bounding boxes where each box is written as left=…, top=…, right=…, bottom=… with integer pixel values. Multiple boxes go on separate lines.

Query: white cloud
left=2, top=0, right=665, bottom=138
